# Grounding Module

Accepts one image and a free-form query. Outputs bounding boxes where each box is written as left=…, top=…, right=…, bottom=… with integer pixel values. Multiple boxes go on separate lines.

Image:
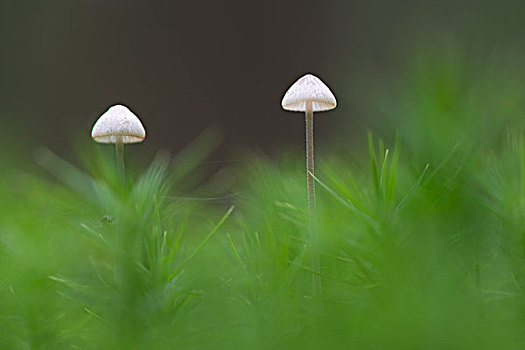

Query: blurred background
left=1, top=0, right=525, bottom=160
left=5, top=2, right=525, bottom=348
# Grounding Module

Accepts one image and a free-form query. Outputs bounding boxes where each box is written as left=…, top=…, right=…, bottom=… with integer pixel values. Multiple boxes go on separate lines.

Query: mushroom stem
left=114, top=140, right=124, bottom=284
left=115, top=140, right=125, bottom=182
left=305, top=101, right=321, bottom=294
left=305, top=102, right=315, bottom=210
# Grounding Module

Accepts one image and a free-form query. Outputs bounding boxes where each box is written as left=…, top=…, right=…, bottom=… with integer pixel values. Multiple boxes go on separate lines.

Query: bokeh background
left=3, top=0, right=525, bottom=161
left=4, top=2, right=525, bottom=349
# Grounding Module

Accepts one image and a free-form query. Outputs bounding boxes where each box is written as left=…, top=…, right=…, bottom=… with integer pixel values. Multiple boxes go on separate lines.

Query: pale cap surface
left=281, top=74, right=337, bottom=112
left=91, top=105, right=146, bottom=143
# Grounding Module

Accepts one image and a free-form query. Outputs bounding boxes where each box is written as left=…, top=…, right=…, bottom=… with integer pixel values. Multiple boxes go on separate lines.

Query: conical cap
left=91, top=105, right=146, bottom=144
left=281, top=74, right=337, bottom=112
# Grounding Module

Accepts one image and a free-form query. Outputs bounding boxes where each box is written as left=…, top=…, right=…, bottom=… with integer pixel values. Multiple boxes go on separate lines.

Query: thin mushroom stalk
left=281, top=74, right=337, bottom=295
left=305, top=101, right=321, bottom=293
left=115, top=138, right=125, bottom=182
left=305, top=101, right=315, bottom=210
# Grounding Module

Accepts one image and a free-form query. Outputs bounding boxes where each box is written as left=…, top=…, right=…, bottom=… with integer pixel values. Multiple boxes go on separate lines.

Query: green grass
left=1, top=130, right=525, bottom=349
left=3, top=48, right=525, bottom=349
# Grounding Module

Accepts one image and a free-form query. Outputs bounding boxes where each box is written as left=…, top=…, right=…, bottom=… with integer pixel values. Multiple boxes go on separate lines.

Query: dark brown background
left=1, top=0, right=524, bottom=159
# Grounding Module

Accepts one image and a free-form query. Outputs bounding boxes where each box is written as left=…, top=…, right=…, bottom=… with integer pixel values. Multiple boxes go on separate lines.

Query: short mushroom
left=91, top=104, right=146, bottom=181
left=281, top=74, right=337, bottom=210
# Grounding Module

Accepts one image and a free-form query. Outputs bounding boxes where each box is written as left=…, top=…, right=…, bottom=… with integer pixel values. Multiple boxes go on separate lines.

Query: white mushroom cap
left=91, top=105, right=146, bottom=144
left=281, top=74, right=337, bottom=112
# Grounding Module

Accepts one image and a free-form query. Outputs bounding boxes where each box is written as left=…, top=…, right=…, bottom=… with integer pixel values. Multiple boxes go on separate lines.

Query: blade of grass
left=169, top=205, right=235, bottom=279
left=368, top=131, right=380, bottom=191
left=310, top=171, right=377, bottom=229
left=393, top=163, right=429, bottom=217
left=227, top=233, right=246, bottom=270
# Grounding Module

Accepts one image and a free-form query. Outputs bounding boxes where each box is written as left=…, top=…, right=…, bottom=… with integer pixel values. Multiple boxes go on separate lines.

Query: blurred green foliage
left=2, top=46, right=525, bottom=349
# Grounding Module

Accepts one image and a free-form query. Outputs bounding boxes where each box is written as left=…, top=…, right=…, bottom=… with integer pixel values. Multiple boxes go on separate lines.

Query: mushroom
left=91, top=104, right=146, bottom=181
left=281, top=73, right=337, bottom=294
left=281, top=74, right=337, bottom=210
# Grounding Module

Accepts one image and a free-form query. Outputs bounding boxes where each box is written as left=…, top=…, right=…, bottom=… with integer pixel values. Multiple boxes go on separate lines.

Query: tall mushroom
left=281, top=73, right=337, bottom=293
left=91, top=104, right=146, bottom=181
left=281, top=74, right=337, bottom=209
